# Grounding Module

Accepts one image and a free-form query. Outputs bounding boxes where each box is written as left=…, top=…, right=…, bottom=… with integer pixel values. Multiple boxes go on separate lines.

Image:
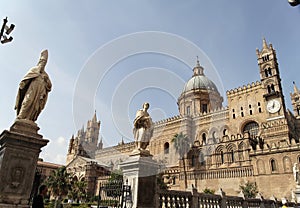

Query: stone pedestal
left=0, top=120, right=49, bottom=207
left=119, top=150, right=159, bottom=208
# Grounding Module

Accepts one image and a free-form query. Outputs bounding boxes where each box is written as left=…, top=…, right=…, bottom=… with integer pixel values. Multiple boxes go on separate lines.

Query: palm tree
left=46, top=166, right=71, bottom=207
left=68, top=179, right=87, bottom=203
left=172, top=132, right=191, bottom=190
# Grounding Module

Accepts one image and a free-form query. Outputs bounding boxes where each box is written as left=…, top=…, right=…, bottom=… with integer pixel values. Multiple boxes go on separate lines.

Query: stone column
left=119, top=151, right=159, bottom=208
left=0, top=120, right=49, bottom=208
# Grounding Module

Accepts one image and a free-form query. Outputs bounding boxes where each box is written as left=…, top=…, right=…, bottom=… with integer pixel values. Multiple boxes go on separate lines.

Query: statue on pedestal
left=15, top=50, right=52, bottom=122
left=133, top=102, right=153, bottom=150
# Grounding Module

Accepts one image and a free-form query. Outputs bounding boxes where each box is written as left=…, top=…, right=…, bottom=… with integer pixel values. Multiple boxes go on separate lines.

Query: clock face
left=267, top=99, right=281, bottom=113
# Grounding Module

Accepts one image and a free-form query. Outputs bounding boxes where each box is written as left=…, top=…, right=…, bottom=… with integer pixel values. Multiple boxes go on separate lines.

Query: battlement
left=154, top=115, right=184, bottom=125
left=226, top=81, right=261, bottom=96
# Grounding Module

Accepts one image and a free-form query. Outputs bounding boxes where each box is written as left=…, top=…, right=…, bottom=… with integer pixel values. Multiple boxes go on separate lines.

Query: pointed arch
left=226, top=143, right=237, bottom=163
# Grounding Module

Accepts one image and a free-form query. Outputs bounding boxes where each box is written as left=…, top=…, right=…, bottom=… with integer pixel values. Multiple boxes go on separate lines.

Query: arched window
left=243, top=121, right=259, bottom=138
left=270, top=159, right=277, bottom=172
left=264, top=69, right=268, bottom=77
left=164, top=142, right=169, bottom=154
left=202, top=133, right=206, bottom=145
left=223, top=129, right=228, bottom=136
left=220, top=151, right=224, bottom=164
left=268, top=67, right=272, bottom=76
left=271, top=84, right=275, bottom=92
left=186, top=106, right=190, bottom=115
left=267, top=85, right=271, bottom=94
left=230, top=150, right=234, bottom=163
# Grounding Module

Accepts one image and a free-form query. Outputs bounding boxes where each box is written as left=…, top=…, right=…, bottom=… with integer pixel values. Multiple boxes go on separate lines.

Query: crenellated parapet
left=154, top=115, right=183, bottom=126
left=226, top=81, right=262, bottom=96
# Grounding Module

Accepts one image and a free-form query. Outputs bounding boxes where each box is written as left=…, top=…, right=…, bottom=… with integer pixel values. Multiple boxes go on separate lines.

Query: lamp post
left=0, top=17, right=15, bottom=44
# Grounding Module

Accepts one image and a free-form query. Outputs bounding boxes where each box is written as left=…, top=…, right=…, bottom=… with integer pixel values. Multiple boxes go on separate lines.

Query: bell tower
left=256, top=38, right=286, bottom=119
left=290, top=82, right=300, bottom=118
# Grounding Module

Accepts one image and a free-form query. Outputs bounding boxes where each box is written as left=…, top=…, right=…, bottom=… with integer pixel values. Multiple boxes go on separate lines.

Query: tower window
left=268, top=67, right=272, bottom=76
left=297, top=106, right=300, bottom=116
left=186, top=106, right=190, bottom=115
left=232, top=109, right=235, bottom=112
left=258, top=102, right=261, bottom=106
left=264, top=69, right=268, bottom=77
left=270, top=159, right=277, bottom=172
left=259, top=108, right=262, bottom=113
left=202, top=104, right=207, bottom=113
left=241, top=107, right=243, bottom=110
left=271, top=84, right=275, bottom=92
left=250, top=110, right=253, bottom=115
left=233, top=114, right=236, bottom=119
left=262, top=55, right=270, bottom=62
left=164, top=142, right=169, bottom=154
left=267, top=85, right=271, bottom=94
left=241, top=112, right=244, bottom=117
left=264, top=67, right=272, bottom=77
left=202, top=133, right=206, bottom=145
left=249, top=105, right=252, bottom=108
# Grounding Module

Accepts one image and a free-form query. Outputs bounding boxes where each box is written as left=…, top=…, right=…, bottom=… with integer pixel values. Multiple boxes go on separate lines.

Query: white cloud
left=56, top=136, right=66, bottom=146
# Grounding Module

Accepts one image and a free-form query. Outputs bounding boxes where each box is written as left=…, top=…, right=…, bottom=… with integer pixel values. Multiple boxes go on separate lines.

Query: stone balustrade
left=155, top=188, right=298, bottom=208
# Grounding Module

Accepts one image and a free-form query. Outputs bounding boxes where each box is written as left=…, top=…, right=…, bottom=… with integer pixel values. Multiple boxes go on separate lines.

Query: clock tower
left=256, top=38, right=286, bottom=119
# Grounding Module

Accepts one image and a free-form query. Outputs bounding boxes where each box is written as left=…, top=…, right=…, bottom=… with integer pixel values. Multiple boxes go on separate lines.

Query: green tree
left=68, top=180, right=87, bottom=203
left=239, top=181, right=258, bottom=198
left=172, top=132, right=191, bottom=189
left=203, top=188, right=215, bottom=194
left=104, top=170, right=123, bottom=198
left=46, top=166, right=71, bottom=207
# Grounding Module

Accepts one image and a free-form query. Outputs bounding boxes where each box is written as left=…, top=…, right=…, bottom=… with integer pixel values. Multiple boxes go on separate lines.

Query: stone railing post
left=216, top=188, right=226, bottom=208
left=238, top=190, right=248, bottom=208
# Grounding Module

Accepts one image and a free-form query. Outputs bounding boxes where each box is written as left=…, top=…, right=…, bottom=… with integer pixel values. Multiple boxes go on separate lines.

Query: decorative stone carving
left=15, top=49, right=52, bottom=122
left=133, top=102, right=153, bottom=151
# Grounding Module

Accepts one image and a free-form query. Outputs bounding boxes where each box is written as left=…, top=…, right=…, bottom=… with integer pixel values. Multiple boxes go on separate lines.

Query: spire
left=92, top=110, right=97, bottom=122
left=293, top=81, right=299, bottom=94
left=262, top=37, right=268, bottom=49
left=193, top=56, right=204, bottom=76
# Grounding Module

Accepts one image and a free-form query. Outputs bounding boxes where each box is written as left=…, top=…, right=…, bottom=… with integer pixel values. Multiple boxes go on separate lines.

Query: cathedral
left=66, top=39, right=300, bottom=199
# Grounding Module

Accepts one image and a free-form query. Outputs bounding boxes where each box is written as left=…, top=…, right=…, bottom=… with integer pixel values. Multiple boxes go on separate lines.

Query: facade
left=66, top=39, right=300, bottom=199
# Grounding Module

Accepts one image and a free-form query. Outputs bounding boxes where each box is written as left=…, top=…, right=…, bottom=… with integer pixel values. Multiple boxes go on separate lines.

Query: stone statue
left=293, top=163, right=300, bottom=185
left=133, top=102, right=153, bottom=150
left=15, top=50, right=52, bottom=122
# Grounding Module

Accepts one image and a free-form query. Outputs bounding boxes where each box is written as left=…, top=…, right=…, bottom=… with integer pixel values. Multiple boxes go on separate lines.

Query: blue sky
left=0, top=1, right=299, bottom=164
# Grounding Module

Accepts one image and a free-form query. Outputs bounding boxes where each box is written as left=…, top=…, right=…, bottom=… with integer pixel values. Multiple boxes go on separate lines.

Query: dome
left=182, top=74, right=218, bottom=93
left=182, top=59, right=219, bottom=93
